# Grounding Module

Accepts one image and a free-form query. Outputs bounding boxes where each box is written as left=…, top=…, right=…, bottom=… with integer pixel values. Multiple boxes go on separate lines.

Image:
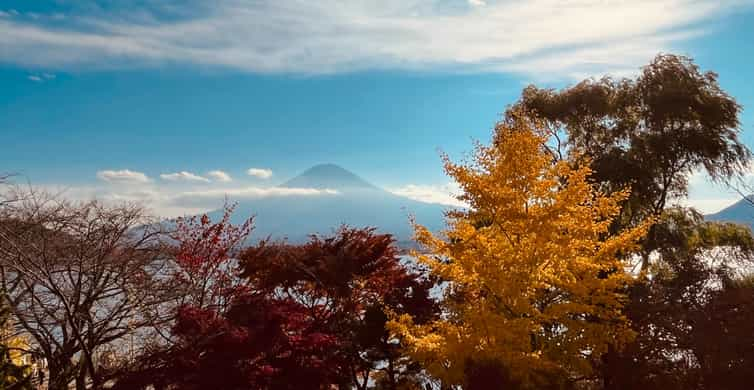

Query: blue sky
left=1, top=0, right=753, bottom=216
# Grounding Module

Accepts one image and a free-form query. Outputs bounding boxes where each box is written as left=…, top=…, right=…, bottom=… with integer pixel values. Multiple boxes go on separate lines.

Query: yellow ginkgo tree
left=389, top=113, right=652, bottom=388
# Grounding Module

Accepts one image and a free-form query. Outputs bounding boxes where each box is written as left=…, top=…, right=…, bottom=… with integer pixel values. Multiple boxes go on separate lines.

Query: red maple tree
left=113, top=208, right=437, bottom=390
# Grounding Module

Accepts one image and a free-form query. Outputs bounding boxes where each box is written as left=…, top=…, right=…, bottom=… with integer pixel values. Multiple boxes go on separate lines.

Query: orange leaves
left=391, top=110, right=653, bottom=387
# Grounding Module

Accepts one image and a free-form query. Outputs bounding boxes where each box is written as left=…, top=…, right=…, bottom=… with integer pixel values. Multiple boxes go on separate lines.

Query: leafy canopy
left=389, top=112, right=651, bottom=388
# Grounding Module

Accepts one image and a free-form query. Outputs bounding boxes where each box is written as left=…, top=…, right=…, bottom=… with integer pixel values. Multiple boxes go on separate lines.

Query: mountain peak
left=281, top=164, right=378, bottom=190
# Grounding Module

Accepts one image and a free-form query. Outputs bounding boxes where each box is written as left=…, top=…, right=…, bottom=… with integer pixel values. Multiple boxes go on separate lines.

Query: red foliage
left=240, top=227, right=438, bottom=388
left=171, top=203, right=253, bottom=311
left=112, top=296, right=343, bottom=390
left=114, top=215, right=437, bottom=390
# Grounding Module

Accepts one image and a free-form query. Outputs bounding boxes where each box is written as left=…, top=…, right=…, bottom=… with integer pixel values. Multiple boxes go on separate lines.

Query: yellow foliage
left=388, top=114, right=652, bottom=387
left=5, top=335, right=31, bottom=367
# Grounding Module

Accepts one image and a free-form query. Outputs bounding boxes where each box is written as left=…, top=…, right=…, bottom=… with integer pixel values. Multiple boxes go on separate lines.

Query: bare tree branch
left=0, top=188, right=173, bottom=390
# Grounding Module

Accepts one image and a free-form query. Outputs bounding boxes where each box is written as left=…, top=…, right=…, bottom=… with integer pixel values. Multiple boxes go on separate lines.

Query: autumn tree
left=0, top=345, right=32, bottom=390
left=241, top=227, right=438, bottom=389
left=0, top=301, right=33, bottom=390
left=509, top=54, right=753, bottom=388
left=112, top=223, right=437, bottom=390
left=108, top=203, right=255, bottom=388
left=0, top=189, right=168, bottom=390
left=389, top=113, right=651, bottom=388
left=167, top=203, right=253, bottom=313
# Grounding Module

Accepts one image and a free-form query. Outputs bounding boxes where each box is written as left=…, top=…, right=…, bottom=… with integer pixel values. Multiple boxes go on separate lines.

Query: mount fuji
left=205, top=164, right=449, bottom=244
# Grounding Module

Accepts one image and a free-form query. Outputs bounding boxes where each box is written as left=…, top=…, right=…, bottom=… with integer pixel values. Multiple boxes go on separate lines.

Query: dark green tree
left=508, top=53, right=754, bottom=389
left=600, top=209, right=754, bottom=389
left=690, top=273, right=754, bottom=389
left=513, top=54, right=749, bottom=243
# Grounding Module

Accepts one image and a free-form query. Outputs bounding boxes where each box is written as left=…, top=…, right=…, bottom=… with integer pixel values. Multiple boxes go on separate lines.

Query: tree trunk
left=386, top=356, right=397, bottom=390
left=76, top=362, right=87, bottom=390
left=46, top=364, right=71, bottom=390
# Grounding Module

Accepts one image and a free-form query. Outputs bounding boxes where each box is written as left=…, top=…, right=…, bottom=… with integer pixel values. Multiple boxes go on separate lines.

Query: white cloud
left=169, top=186, right=339, bottom=213
left=468, top=0, right=486, bottom=7
left=96, top=169, right=151, bottom=184
left=207, top=170, right=232, bottom=182
left=172, top=186, right=339, bottom=214
left=393, top=173, right=745, bottom=213
left=675, top=198, right=739, bottom=215
left=679, top=168, right=742, bottom=214
left=27, top=73, right=56, bottom=82
left=190, top=187, right=336, bottom=197
left=40, top=181, right=339, bottom=218
left=0, top=0, right=748, bottom=78
left=389, top=182, right=467, bottom=208
left=160, top=171, right=210, bottom=182
left=247, top=168, right=273, bottom=179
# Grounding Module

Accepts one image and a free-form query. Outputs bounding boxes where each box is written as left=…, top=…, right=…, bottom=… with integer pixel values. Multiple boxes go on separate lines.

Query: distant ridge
left=281, top=163, right=377, bottom=190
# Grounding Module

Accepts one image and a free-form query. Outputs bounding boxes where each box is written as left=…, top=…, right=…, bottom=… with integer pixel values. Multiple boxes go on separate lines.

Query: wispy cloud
left=160, top=171, right=210, bottom=182
left=96, top=169, right=151, bottom=184
left=676, top=169, right=741, bottom=214
left=389, top=182, right=467, bottom=208
left=26, top=72, right=55, bottom=82
left=0, top=0, right=748, bottom=78
left=46, top=180, right=339, bottom=218
left=247, top=168, right=273, bottom=179
left=675, top=198, right=739, bottom=214
left=207, top=170, right=232, bottom=182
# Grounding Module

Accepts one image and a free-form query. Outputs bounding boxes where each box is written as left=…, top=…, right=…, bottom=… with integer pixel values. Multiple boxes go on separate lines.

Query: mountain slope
left=207, top=164, right=448, bottom=243
left=706, top=197, right=754, bottom=229
left=280, top=163, right=377, bottom=190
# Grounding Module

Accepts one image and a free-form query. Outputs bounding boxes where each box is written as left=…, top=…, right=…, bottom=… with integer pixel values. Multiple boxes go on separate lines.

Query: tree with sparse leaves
left=0, top=189, right=167, bottom=390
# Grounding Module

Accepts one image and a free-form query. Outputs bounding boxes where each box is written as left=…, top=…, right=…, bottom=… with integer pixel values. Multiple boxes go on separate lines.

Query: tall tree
left=509, top=53, right=753, bottom=389
left=511, top=53, right=750, bottom=269
left=0, top=190, right=167, bottom=390
left=389, top=113, right=651, bottom=388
